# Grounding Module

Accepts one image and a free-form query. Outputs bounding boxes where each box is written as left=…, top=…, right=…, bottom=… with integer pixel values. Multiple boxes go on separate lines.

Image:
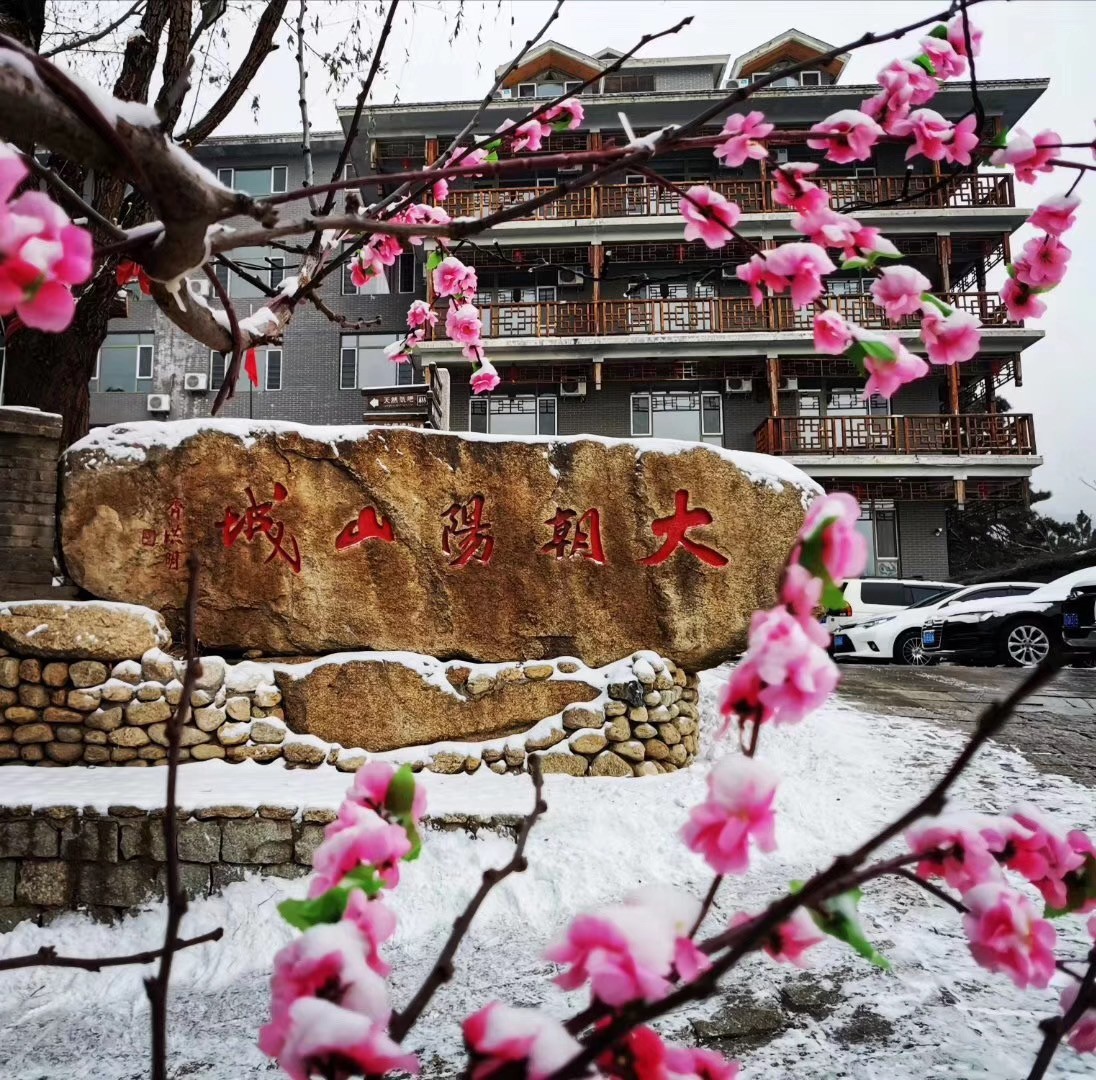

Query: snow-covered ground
left=1, top=666, right=1093, bottom=1079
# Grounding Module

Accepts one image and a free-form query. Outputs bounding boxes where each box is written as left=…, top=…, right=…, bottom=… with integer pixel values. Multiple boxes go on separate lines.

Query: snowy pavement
left=1, top=666, right=1094, bottom=1079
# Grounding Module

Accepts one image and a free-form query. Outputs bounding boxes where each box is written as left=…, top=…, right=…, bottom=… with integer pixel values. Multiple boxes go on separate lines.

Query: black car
left=1063, top=584, right=1096, bottom=655
left=920, top=569, right=1096, bottom=667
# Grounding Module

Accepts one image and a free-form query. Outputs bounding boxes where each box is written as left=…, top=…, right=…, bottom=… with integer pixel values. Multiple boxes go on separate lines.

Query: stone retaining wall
left=0, top=645, right=700, bottom=777
left=0, top=803, right=522, bottom=929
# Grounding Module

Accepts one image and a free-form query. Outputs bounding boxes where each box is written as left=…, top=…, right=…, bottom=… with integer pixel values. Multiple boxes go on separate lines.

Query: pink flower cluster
left=426, top=254, right=497, bottom=391
left=892, top=110, right=979, bottom=166
left=682, top=756, right=778, bottom=874
left=598, top=1024, right=739, bottom=1080
left=737, top=242, right=836, bottom=308
left=680, top=185, right=741, bottom=249
left=814, top=310, right=930, bottom=399
left=713, top=111, right=773, bottom=168
left=1001, top=194, right=1080, bottom=322
left=546, top=887, right=709, bottom=1006
left=791, top=206, right=900, bottom=264
left=731, top=908, right=824, bottom=967
left=907, top=807, right=1096, bottom=988
left=352, top=233, right=403, bottom=287
left=806, top=110, right=883, bottom=164
left=0, top=144, right=93, bottom=332
left=464, top=1003, right=580, bottom=1080
left=496, top=97, right=584, bottom=151
left=990, top=128, right=1061, bottom=184
left=261, top=763, right=424, bottom=1077
left=772, top=162, right=828, bottom=214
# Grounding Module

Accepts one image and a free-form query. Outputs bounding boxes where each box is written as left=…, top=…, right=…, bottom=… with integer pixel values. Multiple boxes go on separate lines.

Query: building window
left=397, top=252, right=415, bottom=293
left=214, top=247, right=284, bottom=298
left=341, top=333, right=415, bottom=390
left=630, top=391, right=722, bottom=446
left=91, top=333, right=155, bottom=393
left=265, top=348, right=283, bottom=391
left=601, top=73, right=655, bottom=94
left=216, top=165, right=287, bottom=196
left=564, top=80, right=583, bottom=95
left=517, top=82, right=537, bottom=98
left=210, top=350, right=227, bottom=391
left=800, top=70, right=822, bottom=86
left=469, top=394, right=556, bottom=435
left=269, top=255, right=285, bottom=290
left=857, top=501, right=899, bottom=575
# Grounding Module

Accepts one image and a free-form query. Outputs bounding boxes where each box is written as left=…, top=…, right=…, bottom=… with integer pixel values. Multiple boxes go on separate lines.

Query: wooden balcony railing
left=754, top=413, right=1037, bottom=456
left=464, top=292, right=1016, bottom=340
left=443, top=173, right=1014, bottom=222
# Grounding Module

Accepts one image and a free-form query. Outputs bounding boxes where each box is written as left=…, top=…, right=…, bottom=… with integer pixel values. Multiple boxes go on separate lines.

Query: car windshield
left=909, top=587, right=961, bottom=609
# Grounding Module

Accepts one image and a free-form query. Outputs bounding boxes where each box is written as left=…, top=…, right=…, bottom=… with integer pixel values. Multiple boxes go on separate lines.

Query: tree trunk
left=3, top=272, right=117, bottom=449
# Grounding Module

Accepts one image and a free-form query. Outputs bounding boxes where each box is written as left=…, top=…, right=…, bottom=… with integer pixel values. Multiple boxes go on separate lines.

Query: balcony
left=444, top=173, right=1015, bottom=222
left=754, top=413, right=1037, bottom=457
left=459, top=291, right=1016, bottom=341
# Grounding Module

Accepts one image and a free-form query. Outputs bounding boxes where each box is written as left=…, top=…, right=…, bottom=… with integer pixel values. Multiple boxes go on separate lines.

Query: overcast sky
left=192, top=1, right=1096, bottom=518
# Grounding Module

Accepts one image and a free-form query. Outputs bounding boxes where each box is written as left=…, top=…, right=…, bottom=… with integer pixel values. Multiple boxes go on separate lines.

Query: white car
left=825, top=577, right=957, bottom=630
left=832, top=581, right=1042, bottom=665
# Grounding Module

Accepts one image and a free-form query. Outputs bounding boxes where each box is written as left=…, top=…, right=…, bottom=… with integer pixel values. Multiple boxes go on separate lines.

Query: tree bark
left=3, top=271, right=117, bottom=449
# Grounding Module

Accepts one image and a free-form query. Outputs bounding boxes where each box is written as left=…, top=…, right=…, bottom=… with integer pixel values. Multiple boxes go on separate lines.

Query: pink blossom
left=791, top=206, right=861, bottom=251
left=944, top=115, right=980, bottom=166
left=813, top=310, right=854, bottom=355
left=471, top=359, right=500, bottom=395
left=1061, top=984, right=1096, bottom=1054
left=1000, top=277, right=1046, bottom=321
left=989, top=129, right=1060, bottom=184
left=735, top=253, right=787, bottom=307
left=771, top=162, right=829, bottom=214
left=853, top=226, right=901, bottom=261
left=1015, top=235, right=1071, bottom=288
left=797, top=491, right=867, bottom=582
left=807, top=109, right=883, bottom=164
left=857, top=331, right=930, bottom=399
left=0, top=176, right=93, bottom=333
left=598, top=1025, right=668, bottom=1080
left=1028, top=194, right=1081, bottom=237
left=946, top=13, right=983, bottom=58
left=432, top=255, right=477, bottom=298
left=919, top=35, right=967, bottom=79
left=763, top=242, right=837, bottom=307
left=499, top=117, right=551, bottom=153
left=894, top=109, right=959, bottom=162
left=543, top=97, right=585, bottom=130
left=907, top=812, right=1016, bottom=892
left=407, top=299, right=438, bottom=330
left=780, top=563, right=824, bottom=624
left=722, top=607, right=839, bottom=728
left=432, top=177, right=449, bottom=202
left=921, top=308, right=981, bottom=366
left=877, top=58, right=939, bottom=106
left=860, top=90, right=911, bottom=136
left=260, top=921, right=391, bottom=1060
left=342, top=891, right=397, bottom=976
left=962, top=883, right=1057, bottom=989
left=681, top=756, right=779, bottom=875
left=760, top=908, right=825, bottom=967
left=714, top=110, right=773, bottom=168
left=353, top=232, right=402, bottom=284
left=464, top=1003, right=581, bottom=1080
left=309, top=803, right=412, bottom=896
left=1004, top=805, right=1087, bottom=909
left=545, top=887, right=702, bottom=1006
left=271, top=997, right=419, bottom=1080
left=680, top=185, right=742, bottom=249
left=664, top=1045, right=741, bottom=1080
left=445, top=302, right=483, bottom=346
left=349, top=761, right=426, bottom=821
left=448, top=146, right=490, bottom=177
left=871, top=265, right=932, bottom=321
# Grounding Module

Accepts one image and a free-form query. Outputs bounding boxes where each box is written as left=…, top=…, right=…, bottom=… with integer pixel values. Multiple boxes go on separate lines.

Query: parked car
left=825, top=577, right=958, bottom=630
left=1062, top=583, right=1096, bottom=655
left=832, top=582, right=1042, bottom=665
left=920, top=567, right=1096, bottom=666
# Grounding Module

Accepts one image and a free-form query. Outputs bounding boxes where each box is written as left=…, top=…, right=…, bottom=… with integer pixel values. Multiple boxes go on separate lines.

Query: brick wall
left=898, top=502, right=951, bottom=580
left=0, top=408, right=64, bottom=600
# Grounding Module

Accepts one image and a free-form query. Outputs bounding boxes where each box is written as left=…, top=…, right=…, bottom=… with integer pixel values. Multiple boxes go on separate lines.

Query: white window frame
left=517, top=82, right=537, bottom=98
left=265, top=348, right=283, bottom=392
left=469, top=394, right=557, bottom=434
left=397, top=252, right=415, bottom=294
left=563, top=80, right=583, bottom=95
left=92, top=335, right=153, bottom=390
left=800, top=70, right=822, bottom=86
left=137, top=343, right=154, bottom=380
left=216, top=165, right=288, bottom=196
left=701, top=391, right=723, bottom=437
left=209, top=350, right=227, bottom=391
left=339, top=342, right=359, bottom=390
left=269, top=255, right=285, bottom=290
left=750, top=72, right=769, bottom=83
left=630, top=392, right=652, bottom=437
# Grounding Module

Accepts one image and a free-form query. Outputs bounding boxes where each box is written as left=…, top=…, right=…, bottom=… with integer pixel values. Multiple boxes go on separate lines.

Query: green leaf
left=483, top=139, right=501, bottom=152
left=810, top=889, right=891, bottom=971
left=486, top=150, right=500, bottom=164
left=928, top=23, right=949, bottom=40
left=1005, top=263, right=1018, bottom=280
left=859, top=338, right=897, bottom=363
left=920, top=292, right=954, bottom=317
left=343, top=864, right=386, bottom=896
left=553, top=119, right=572, bottom=134
left=1045, top=854, right=1096, bottom=918
left=992, top=128, right=1010, bottom=150
left=912, top=54, right=936, bottom=77
left=868, top=248, right=904, bottom=265
left=425, top=250, right=444, bottom=272
left=385, top=764, right=423, bottom=861
left=278, top=887, right=351, bottom=931
left=822, top=581, right=847, bottom=613
left=841, top=257, right=870, bottom=271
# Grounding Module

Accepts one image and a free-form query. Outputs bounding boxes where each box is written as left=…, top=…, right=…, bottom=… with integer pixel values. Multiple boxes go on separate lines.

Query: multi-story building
left=90, top=30, right=1048, bottom=581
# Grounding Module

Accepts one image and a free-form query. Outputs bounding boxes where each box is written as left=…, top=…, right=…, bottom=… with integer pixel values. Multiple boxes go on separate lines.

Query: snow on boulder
left=0, top=599, right=170, bottom=661
left=60, top=420, right=819, bottom=668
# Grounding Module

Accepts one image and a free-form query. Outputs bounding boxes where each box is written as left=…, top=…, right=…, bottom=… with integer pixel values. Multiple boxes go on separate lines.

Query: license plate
left=834, top=635, right=849, bottom=648
left=922, top=630, right=937, bottom=646
left=1064, top=612, right=1081, bottom=630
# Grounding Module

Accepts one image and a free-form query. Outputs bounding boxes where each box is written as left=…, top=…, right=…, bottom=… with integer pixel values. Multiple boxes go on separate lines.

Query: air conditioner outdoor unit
left=559, top=377, right=587, bottom=398
left=779, top=376, right=799, bottom=391
left=774, top=147, right=790, bottom=164
left=188, top=277, right=210, bottom=297
left=720, top=266, right=738, bottom=280
left=146, top=394, right=170, bottom=413
left=557, top=268, right=583, bottom=287
left=727, top=77, right=750, bottom=88
left=724, top=377, right=753, bottom=394
left=558, top=163, right=583, bottom=175
left=183, top=372, right=208, bottom=392
left=499, top=88, right=512, bottom=99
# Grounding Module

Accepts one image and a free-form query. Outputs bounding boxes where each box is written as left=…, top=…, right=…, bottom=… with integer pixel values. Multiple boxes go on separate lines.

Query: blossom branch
left=1027, top=947, right=1096, bottom=1080
left=390, top=756, right=547, bottom=1042
left=295, top=0, right=317, bottom=213
left=0, top=929, right=223, bottom=973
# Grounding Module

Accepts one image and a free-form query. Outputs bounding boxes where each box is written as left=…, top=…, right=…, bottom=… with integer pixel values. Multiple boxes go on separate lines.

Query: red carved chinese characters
left=441, top=496, right=494, bottom=567
left=218, top=483, right=302, bottom=574
left=540, top=508, right=605, bottom=564
left=639, top=489, right=728, bottom=568
left=336, top=507, right=395, bottom=551
left=140, top=497, right=186, bottom=571
left=141, top=529, right=158, bottom=547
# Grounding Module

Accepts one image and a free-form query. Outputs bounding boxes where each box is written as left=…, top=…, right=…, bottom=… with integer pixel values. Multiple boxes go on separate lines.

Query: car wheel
left=1002, top=621, right=1055, bottom=667
left=894, top=630, right=935, bottom=666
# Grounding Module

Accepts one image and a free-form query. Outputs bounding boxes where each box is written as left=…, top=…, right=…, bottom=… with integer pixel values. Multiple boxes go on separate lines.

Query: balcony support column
left=955, top=478, right=967, bottom=510
left=767, top=354, right=780, bottom=417
left=425, top=137, right=439, bottom=165
left=937, top=233, right=952, bottom=295
left=590, top=243, right=603, bottom=304
left=984, top=373, right=996, bottom=413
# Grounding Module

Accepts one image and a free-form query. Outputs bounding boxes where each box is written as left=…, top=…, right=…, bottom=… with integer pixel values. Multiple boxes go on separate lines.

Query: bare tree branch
left=204, top=264, right=247, bottom=412
left=1027, top=947, right=1096, bottom=1079
left=0, top=929, right=223, bottom=973
left=295, top=0, right=317, bottom=212
left=42, top=0, right=145, bottom=58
